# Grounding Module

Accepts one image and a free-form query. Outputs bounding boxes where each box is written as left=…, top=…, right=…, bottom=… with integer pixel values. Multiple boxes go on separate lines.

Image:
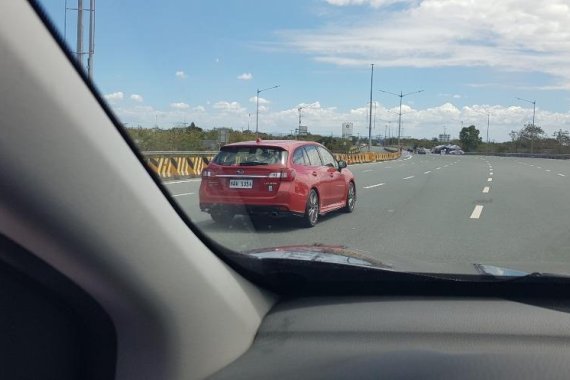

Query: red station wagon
left=199, top=139, right=356, bottom=227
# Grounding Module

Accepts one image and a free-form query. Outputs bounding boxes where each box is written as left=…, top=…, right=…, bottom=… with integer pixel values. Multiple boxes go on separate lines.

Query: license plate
left=229, top=179, right=253, bottom=189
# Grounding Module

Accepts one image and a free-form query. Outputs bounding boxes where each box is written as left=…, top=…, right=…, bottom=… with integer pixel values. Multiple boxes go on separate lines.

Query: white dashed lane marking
left=488, top=178, right=493, bottom=182
left=363, top=169, right=374, bottom=173
left=424, top=171, right=432, bottom=174
left=558, top=173, right=566, bottom=177
left=164, top=179, right=201, bottom=185
left=470, top=205, right=484, bottom=219
left=363, top=183, right=385, bottom=189
left=172, top=192, right=195, bottom=197
left=403, top=176, right=415, bottom=180
left=482, top=187, right=490, bottom=193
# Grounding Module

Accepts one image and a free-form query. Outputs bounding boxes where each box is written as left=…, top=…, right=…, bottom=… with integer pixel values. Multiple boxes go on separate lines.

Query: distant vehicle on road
left=432, top=144, right=463, bottom=155
left=449, top=149, right=465, bottom=155
left=199, top=140, right=356, bottom=227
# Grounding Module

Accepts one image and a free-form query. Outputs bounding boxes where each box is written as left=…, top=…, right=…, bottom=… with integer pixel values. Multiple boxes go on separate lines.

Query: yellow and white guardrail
left=143, top=151, right=217, bottom=179
left=334, top=151, right=400, bottom=165
left=143, top=150, right=400, bottom=179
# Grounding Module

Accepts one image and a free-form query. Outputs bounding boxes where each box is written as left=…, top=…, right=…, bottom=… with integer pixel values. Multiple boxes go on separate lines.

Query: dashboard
left=211, top=296, right=570, bottom=379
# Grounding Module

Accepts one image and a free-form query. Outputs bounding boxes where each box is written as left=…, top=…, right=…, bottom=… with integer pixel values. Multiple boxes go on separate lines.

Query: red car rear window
left=213, top=146, right=288, bottom=166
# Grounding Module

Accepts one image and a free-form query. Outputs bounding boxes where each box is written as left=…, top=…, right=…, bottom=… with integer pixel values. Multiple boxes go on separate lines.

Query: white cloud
left=175, top=71, right=187, bottom=79
left=452, top=94, right=462, bottom=99
left=283, top=0, right=570, bottom=87
left=326, top=0, right=415, bottom=7
left=104, top=91, right=124, bottom=101
left=170, top=102, right=190, bottom=109
left=130, top=94, right=144, bottom=102
left=108, top=98, right=570, bottom=142
left=213, top=101, right=246, bottom=113
left=249, top=96, right=270, bottom=105
left=237, top=72, right=253, bottom=80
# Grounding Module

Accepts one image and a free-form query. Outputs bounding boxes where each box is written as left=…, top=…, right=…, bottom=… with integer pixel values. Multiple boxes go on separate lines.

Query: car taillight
left=202, top=169, right=214, bottom=178
left=269, top=168, right=296, bottom=181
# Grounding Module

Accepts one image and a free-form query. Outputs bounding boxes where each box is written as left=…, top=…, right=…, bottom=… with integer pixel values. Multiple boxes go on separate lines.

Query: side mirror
left=338, top=160, right=347, bottom=170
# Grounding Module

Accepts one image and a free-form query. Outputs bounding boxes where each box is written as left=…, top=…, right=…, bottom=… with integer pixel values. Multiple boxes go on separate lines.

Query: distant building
left=342, top=122, right=353, bottom=139
left=438, top=133, right=451, bottom=143
left=298, top=125, right=308, bottom=136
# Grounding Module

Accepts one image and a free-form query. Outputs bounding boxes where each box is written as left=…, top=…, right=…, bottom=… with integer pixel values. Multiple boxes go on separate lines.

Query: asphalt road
left=164, top=154, right=570, bottom=274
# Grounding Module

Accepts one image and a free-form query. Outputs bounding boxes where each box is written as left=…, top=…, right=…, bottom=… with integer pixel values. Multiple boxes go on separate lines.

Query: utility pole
left=76, top=0, right=83, bottom=65
left=87, top=0, right=95, bottom=80
left=368, top=64, right=374, bottom=152
left=70, top=0, right=95, bottom=78
left=298, top=104, right=316, bottom=136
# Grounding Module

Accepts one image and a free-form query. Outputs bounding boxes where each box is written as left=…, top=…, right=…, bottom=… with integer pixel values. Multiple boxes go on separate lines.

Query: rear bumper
left=200, top=203, right=304, bottom=218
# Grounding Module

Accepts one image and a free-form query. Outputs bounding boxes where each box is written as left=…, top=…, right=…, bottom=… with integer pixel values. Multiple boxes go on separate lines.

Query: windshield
left=36, top=0, right=570, bottom=278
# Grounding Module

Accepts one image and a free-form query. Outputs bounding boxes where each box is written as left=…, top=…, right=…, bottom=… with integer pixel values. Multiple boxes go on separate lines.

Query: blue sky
left=37, top=0, right=570, bottom=141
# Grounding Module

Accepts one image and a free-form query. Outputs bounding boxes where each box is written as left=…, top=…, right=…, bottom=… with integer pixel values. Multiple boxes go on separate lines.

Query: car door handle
left=312, top=171, right=318, bottom=177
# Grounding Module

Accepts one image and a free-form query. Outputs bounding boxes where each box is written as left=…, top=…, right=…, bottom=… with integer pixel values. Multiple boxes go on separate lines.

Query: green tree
left=553, top=130, right=570, bottom=153
left=519, top=124, right=544, bottom=153
left=459, top=125, right=481, bottom=152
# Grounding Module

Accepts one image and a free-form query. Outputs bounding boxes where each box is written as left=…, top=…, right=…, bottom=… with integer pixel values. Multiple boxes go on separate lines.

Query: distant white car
left=449, top=149, right=464, bottom=155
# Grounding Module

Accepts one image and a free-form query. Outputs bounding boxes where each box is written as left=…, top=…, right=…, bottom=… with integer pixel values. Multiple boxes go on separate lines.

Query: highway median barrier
left=143, top=151, right=217, bottom=180
left=143, top=150, right=401, bottom=179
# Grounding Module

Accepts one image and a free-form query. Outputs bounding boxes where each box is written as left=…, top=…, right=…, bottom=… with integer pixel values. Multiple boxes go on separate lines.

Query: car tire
left=302, top=189, right=320, bottom=228
left=210, top=210, right=233, bottom=225
left=343, top=181, right=356, bottom=213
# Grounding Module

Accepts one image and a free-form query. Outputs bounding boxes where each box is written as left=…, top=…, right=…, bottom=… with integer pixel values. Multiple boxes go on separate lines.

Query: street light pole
left=256, top=92, right=259, bottom=134
left=516, top=97, right=537, bottom=153
left=398, top=92, right=403, bottom=149
left=487, top=112, right=490, bottom=144
left=255, top=85, right=280, bottom=135
left=368, top=64, right=374, bottom=152
left=378, top=89, right=423, bottom=150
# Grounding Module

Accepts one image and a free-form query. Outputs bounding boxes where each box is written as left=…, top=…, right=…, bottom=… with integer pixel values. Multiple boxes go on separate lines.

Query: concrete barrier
left=334, top=151, right=400, bottom=165
left=143, top=150, right=400, bottom=179
left=143, top=151, right=217, bottom=179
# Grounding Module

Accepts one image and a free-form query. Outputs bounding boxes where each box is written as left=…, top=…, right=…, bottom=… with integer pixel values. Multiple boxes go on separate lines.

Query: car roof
left=222, top=140, right=321, bottom=150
